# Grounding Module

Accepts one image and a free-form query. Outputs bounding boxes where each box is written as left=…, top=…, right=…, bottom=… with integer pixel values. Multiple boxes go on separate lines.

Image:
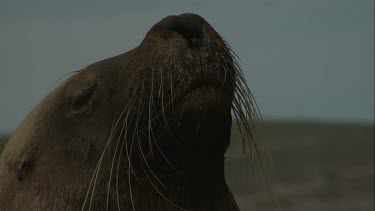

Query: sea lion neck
left=121, top=158, right=238, bottom=211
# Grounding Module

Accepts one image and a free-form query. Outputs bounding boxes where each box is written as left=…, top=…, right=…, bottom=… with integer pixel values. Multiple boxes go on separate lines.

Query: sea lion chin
left=0, top=14, right=261, bottom=211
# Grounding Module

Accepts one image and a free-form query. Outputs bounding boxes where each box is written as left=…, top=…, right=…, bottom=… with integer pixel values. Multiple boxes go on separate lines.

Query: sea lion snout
left=159, top=13, right=204, bottom=46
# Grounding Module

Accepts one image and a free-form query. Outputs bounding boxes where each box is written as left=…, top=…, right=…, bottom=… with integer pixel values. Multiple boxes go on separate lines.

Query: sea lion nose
left=160, top=13, right=204, bottom=43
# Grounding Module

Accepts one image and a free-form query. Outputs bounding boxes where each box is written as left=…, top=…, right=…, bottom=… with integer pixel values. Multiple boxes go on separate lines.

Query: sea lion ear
left=16, top=161, right=31, bottom=181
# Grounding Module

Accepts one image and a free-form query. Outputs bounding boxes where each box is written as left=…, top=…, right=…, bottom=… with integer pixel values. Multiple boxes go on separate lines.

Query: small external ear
left=17, top=161, right=31, bottom=181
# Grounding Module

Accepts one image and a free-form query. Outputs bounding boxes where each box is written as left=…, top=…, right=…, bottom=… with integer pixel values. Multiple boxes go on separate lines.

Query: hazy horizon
left=0, top=0, right=374, bottom=133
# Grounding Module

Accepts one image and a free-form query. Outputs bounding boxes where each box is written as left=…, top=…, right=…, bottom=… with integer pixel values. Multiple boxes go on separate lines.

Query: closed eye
left=72, top=83, right=98, bottom=109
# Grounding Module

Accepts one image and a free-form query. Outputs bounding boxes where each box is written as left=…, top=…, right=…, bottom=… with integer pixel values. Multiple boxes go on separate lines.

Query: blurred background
left=0, top=1, right=373, bottom=210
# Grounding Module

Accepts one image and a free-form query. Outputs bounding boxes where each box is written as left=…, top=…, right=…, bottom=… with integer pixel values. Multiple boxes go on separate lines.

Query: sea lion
left=0, top=14, right=263, bottom=210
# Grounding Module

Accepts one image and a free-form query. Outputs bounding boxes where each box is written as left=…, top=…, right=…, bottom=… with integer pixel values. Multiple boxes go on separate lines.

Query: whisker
left=106, top=117, right=127, bottom=210
left=139, top=151, right=186, bottom=211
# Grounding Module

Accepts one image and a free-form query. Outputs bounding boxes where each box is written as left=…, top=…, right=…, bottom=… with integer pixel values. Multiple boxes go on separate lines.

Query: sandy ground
left=0, top=121, right=374, bottom=211
left=225, top=122, right=374, bottom=211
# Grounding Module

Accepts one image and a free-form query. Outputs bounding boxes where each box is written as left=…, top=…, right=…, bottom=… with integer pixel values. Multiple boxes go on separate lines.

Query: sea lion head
left=0, top=14, right=261, bottom=211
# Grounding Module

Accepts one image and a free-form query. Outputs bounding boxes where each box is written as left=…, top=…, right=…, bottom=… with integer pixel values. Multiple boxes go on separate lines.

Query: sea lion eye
left=71, top=82, right=98, bottom=109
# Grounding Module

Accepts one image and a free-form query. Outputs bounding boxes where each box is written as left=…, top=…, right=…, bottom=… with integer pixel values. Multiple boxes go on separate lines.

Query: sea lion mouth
left=167, top=80, right=234, bottom=114
left=178, top=85, right=233, bottom=111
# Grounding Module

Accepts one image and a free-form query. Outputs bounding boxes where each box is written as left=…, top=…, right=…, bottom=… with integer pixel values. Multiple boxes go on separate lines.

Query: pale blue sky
left=0, top=0, right=374, bottom=133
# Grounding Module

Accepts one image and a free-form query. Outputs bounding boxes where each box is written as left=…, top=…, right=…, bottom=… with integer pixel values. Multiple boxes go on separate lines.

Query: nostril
left=171, top=14, right=203, bottom=40
left=159, top=13, right=204, bottom=45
